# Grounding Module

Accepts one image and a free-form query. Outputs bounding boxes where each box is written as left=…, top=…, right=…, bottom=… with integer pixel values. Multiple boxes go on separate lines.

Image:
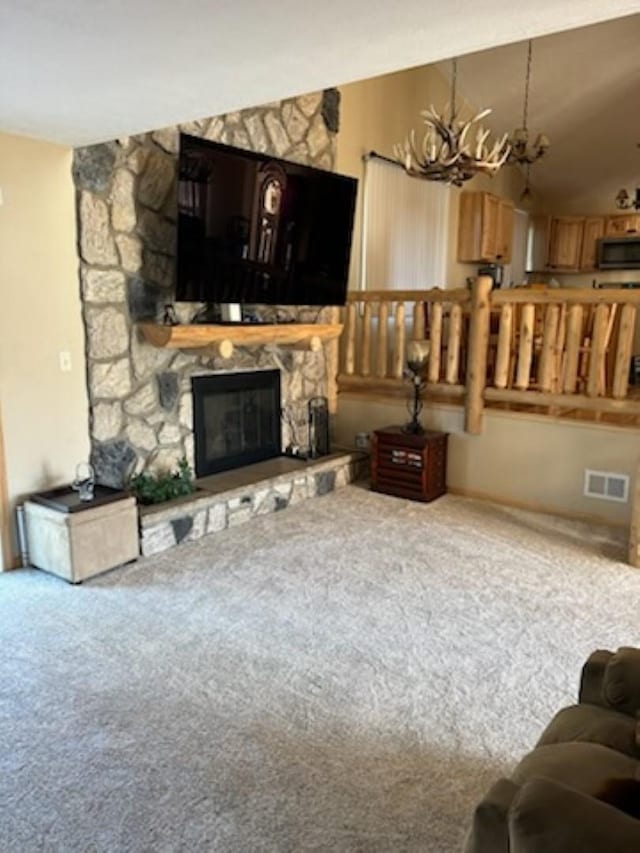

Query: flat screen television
left=176, top=134, right=358, bottom=306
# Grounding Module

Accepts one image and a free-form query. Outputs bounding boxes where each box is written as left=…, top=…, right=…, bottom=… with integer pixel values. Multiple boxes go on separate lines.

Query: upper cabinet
left=528, top=214, right=605, bottom=273
left=580, top=217, right=605, bottom=271
left=547, top=216, right=584, bottom=270
left=605, top=214, right=640, bottom=236
left=457, top=191, right=515, bottom=263
left=497, top=200, right=514, bottom=263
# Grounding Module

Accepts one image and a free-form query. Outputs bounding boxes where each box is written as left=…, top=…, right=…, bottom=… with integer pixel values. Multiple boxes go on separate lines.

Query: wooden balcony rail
left=487, top=288, right=640, bottom=417
left=338, top=279, right=640, bottom=433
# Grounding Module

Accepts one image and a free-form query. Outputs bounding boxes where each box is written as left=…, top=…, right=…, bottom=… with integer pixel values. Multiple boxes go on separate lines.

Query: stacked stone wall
left=73, top=91, right=340, bottom=487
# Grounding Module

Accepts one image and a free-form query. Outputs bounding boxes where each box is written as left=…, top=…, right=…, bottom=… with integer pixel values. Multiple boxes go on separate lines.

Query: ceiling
left=442, top=15, right=640, bottom=207
left=2, top=0, right=640, bottom=147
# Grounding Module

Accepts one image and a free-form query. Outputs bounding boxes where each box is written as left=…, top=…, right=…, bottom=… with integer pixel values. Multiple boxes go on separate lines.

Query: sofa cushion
left=537, top=703, right=639, bottom=758
left=464, top=778, right=517, bottom=853
left=508, top=777, right=640, bottom=853
left=604, top=647, right=640, bottom=716
left=511, top=742, right=639, bottom=797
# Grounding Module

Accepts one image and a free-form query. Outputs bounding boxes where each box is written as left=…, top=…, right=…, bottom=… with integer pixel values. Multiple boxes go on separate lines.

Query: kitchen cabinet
left=546, top=216, right=584, bottom=270
left=497, top=200, right=514, bottom=263
left=457, top=191, right=514, bottom=263
left=605, top=214, right=640, bottom=236
left=579, top=216, right=605, bottom=271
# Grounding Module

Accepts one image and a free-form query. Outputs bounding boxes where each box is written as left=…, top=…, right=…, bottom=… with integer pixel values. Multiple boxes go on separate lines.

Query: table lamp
left=404, top=340, right=430, bottom=435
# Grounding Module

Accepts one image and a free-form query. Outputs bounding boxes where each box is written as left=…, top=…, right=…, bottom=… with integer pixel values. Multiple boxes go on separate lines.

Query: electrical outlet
left=59, top=351, right=72, bottom=372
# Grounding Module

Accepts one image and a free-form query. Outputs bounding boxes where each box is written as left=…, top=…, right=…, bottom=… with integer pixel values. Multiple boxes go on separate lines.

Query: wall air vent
left=584, top=469, right=629, bottom=503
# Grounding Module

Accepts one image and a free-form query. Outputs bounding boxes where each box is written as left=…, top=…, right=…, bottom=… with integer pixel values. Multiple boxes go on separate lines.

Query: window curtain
left=360, top=156, right=450, bottom=292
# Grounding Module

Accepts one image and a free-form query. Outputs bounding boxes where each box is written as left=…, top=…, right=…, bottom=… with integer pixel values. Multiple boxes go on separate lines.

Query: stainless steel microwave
left=597, top=237, right=640, bottom=269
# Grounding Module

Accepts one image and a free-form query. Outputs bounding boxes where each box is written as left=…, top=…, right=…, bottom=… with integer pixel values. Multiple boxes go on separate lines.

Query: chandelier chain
left=451, top=57, right=458, bottom=122
left=522, top=40, right=532, bottom=132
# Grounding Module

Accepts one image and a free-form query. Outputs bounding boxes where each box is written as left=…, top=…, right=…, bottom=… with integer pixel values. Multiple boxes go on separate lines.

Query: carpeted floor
left=1, top=486, right=638, bottom=852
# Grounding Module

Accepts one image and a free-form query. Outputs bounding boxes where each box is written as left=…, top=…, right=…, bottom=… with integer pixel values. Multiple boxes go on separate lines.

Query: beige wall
left=0, top=132, right=89, bottom=567
left=336, top=64, right=526, bottom=292
left=336, top=396, right=639, bottom=526
left=337, top=66, right=426, bottom=291
left=334, top=69, right=639, bottom=530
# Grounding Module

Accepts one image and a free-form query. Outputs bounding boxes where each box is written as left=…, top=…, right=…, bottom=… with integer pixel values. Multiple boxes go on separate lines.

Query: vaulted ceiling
left=1, top=0, right=639, bottom=147
left=442, top=15, right=640, bottom=210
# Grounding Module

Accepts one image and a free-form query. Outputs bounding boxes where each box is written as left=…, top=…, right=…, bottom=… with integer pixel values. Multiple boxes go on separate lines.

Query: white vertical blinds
left=361, top=156, right=450, bottom=292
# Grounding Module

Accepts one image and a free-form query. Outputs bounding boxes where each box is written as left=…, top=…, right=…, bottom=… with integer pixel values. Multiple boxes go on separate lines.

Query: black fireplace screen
left=192, top=370, right=281, bottom=476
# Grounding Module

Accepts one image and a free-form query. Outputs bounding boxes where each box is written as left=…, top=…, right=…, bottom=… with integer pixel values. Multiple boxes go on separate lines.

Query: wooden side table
left=371, top=426, right=448, bottom=502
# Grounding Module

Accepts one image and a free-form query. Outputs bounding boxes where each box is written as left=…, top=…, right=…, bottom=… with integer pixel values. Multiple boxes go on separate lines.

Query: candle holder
left=71, top=462, right=95, bottom=502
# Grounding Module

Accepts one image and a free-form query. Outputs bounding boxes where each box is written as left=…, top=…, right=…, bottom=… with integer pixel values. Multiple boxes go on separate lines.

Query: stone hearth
left=72, top=89, right=342, bottom=489
left=139, top=451, right=366, bottom=557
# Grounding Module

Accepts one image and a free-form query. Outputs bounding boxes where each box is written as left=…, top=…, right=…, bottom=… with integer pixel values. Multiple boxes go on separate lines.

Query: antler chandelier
left=507, top=40, right=549, bottom=166
left=394, top=58, right=511, bottom=187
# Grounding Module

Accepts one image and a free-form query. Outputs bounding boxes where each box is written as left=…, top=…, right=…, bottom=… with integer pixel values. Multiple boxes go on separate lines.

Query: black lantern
left=308, top=397, right=330, bottom=458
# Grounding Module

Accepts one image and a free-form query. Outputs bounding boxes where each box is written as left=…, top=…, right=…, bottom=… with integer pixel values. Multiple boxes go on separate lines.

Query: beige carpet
left=1, top=487, right=637, bottom=852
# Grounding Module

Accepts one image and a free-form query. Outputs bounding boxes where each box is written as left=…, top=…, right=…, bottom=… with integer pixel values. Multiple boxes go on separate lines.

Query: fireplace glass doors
left=192, top=370, right=281, bottom=476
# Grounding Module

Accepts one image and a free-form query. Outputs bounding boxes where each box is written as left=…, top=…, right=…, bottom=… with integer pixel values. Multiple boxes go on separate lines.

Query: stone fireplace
left=72, top=90, right=341, bottom=488
left=192, top=370, right=281, bottom=476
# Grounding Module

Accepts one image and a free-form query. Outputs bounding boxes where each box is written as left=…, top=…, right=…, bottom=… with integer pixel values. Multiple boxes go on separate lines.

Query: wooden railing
left=338, top=277, right=640, bottom=434
left=485, top=288, right=640, bottom=417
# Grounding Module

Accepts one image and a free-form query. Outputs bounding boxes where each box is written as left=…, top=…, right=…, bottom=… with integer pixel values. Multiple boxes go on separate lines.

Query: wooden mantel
left=139, top=322, right=343, bottom=358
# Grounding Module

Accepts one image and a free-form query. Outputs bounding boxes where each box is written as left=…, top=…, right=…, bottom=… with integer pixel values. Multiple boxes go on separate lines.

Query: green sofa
left=465, top=647, right=640, bottom=852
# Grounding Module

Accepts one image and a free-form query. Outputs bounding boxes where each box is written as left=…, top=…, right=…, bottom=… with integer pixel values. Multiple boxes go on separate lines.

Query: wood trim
left=493, top=288, right=640, bottom=306
left=0, top=399, right=12, bottom=571
left=485, top=386, right=640, bottom=415
left=337, top=374, right=465, bottom=399
left=139, top=322, right=343, bottom=349
left=346, top=288, right=471, bottom=304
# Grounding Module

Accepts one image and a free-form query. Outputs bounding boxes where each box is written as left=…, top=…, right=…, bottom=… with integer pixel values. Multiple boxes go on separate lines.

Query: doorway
left=0, top=399, right=11, bottom=571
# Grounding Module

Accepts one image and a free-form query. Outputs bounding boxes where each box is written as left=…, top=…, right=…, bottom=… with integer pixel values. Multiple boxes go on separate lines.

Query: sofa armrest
left=579, top=649, right=613, bottom=708
left=464, top=778, right=518, bottom=853
left=581, top=648, right=640, bottom=717
left=508, top=777, right=640, bottom=853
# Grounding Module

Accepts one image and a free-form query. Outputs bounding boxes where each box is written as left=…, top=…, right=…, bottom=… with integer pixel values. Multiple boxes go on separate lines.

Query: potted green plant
left=129, top=457, right=196, bottom=506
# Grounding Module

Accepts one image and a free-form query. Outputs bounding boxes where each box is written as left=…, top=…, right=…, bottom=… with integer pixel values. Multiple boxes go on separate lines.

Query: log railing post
left=494, top=304, right=513, bottom=389
left=515, top=304, right=535, bottom=390
left=613, top=304, right=636, bottom=399
left=427, top=302, right=443, bottom=383
left=344, top=302, right=357, bottom=376
left=361, top=302, right=372, bottom=377
left=412, top=301, right=426, bottom=340
left=393, top=302, right=406, bottom=379
left=445, top=303, right=462, bottom=384
left=563, top=304, right=583, bottom=393
left=537, top=304, right=560, bottom=392
left=376, top=301, right=389, bottom=378
left=326, top=306, right=341, bottom=415
left=587, top=304, right=609, bottom=397
left=464, top=276, right=492, bottom=434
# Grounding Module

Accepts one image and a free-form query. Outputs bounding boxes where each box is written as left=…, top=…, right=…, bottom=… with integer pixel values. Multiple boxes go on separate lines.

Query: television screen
left=176, top=134, right=358, bottom=306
